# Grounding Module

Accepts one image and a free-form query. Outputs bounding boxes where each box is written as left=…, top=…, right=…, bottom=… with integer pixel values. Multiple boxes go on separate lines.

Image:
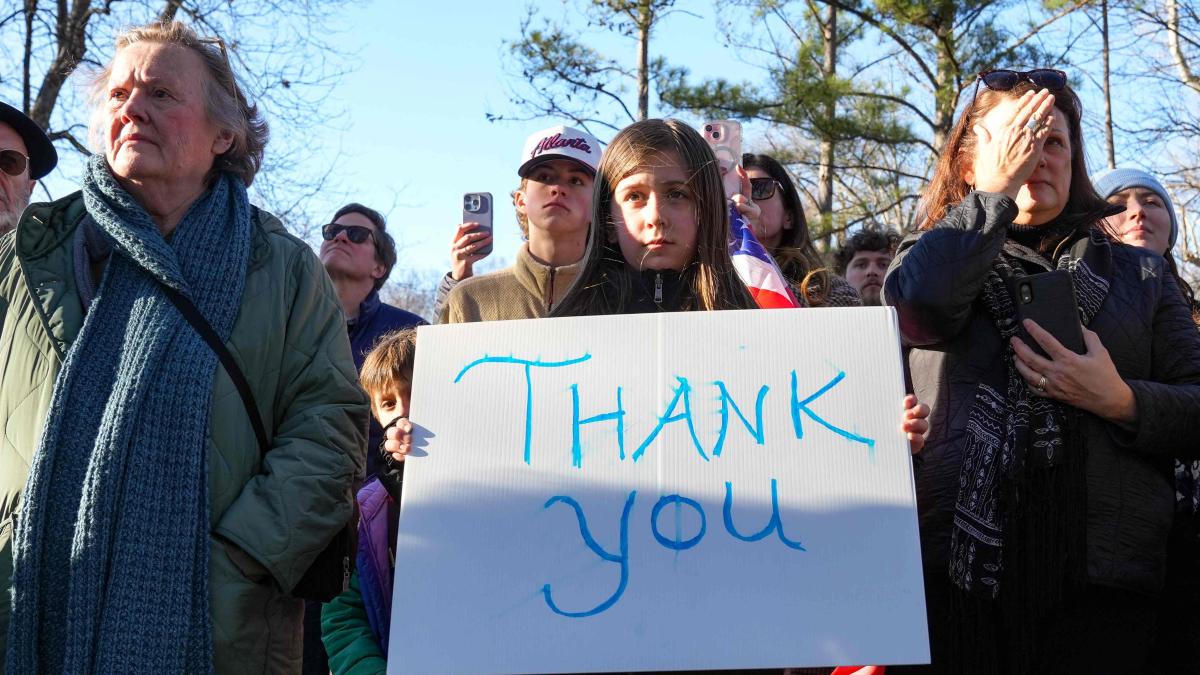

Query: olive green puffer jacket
left=0, top=192, right=369, bottom=673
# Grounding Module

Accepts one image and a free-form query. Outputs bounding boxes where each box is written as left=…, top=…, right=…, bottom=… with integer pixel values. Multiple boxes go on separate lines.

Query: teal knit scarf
left=6, top=155, right=252, bottom=674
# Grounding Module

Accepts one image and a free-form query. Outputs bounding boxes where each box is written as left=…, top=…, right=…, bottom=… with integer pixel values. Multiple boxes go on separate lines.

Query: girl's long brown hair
left=552, top=119, right=756, bottom=316
left=742, top=153, right=832, bottom=306
left=920, top=79, right=1109, bottom=231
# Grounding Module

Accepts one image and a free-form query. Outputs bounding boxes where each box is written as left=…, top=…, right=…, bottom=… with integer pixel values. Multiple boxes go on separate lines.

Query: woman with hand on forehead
left=886, top=70, right=1200, bottom=674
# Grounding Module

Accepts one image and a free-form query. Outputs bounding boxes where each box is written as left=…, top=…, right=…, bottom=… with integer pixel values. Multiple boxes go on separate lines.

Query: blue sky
left=31, top=1, right=737, bottom=275
left=23, top=0, right=756, bottom=279
left=299, top=0, right=752, bottom=277
left=25, top=1, right=1185, bottom=279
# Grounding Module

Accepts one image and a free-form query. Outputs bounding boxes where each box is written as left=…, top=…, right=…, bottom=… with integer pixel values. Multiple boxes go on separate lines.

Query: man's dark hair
left=833, top=228, right=902, bottom=276
left=333, top=202, right=396, bottom=291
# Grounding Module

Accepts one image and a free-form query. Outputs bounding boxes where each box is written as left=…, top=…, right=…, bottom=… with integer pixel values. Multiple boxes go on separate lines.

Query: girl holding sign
left=551, top=118, right=758, bottom=315
left=549, top=118, right=927, bottom=674
left=550, top=117, right=928, bottom=450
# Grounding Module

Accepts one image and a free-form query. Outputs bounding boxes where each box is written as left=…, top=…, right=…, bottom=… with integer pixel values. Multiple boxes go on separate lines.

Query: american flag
left=730, top=206, right=886, bottom=675
left=728, top=204, right=802, bottom=309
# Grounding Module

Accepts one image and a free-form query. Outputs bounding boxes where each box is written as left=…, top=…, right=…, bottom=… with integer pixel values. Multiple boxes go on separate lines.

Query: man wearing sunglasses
left=0, top=101, right=57, bottom=235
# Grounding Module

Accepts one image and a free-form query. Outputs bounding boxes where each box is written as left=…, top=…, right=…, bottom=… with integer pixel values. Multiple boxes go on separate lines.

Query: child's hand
left=902, top=394, right=930, bottom=455
left=383, top=417, right=414, bottom=462
left=731, top=165, right=762, bottom=235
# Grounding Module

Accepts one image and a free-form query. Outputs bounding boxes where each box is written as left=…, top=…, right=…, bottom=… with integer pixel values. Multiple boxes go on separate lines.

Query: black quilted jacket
left=885, top=190, right=1200, bottom=593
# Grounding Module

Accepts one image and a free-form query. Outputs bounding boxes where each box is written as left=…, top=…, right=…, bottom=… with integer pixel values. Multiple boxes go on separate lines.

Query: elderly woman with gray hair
left=0, top=21, right=367, bottom=673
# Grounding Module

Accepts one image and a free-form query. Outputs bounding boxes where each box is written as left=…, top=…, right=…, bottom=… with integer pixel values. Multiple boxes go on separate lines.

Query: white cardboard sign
left=389, top=308, right=928, bottom=674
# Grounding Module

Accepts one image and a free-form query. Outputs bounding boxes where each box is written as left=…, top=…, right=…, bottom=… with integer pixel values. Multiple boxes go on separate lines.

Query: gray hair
left=88, top=21, right=268, bottom=186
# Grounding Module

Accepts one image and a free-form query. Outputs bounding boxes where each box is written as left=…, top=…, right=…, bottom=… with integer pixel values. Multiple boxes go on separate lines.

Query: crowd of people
left=0, top=18, right=1196, bottom=675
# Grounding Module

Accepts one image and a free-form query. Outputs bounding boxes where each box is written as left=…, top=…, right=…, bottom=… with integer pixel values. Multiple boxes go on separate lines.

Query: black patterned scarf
left=949, top=227, right=1111, bottom=603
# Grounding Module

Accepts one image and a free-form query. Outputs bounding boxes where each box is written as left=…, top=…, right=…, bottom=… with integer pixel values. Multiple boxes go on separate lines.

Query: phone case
left=1008, top=270, right=1086, bottom=356
left=462, top=192, right=494, bottom=256
left=701, top=120, right=743, bottom=198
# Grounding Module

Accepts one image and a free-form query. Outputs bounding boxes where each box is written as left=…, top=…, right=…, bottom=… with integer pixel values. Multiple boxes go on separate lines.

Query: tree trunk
left=1169, top=0, right=1200, bottom=93
left=636, top=0, right=650, bottom=121
left=23, top=0, right=35, bottom=113
left=1102, top=0, right=1116, bottom=169
left=817, top=2, right=837, bottom=248
left=930, top=17, right=957, bottom=155
left=29, top=0, right=93, bottom=130
left=160, top=0, right=185, bottom=22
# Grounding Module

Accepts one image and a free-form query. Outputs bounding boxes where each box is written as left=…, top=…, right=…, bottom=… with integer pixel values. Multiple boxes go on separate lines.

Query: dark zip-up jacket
left=346, top=290, right=424, bottom=478
left=596, top=263, right=691, bottom=314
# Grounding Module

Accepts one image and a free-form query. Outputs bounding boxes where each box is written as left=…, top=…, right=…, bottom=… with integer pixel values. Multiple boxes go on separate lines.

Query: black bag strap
left=160, top=283, right=270, bottom=456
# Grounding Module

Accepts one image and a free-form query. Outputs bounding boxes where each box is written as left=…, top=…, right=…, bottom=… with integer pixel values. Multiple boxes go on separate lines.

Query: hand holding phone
left=452, top=193, right=494, bottom=281
left=1007, top=270, right=1085, bottom=358
left=461, top=193, right=494, bottom=256
left=1011, top=319, right=1138, bottom=424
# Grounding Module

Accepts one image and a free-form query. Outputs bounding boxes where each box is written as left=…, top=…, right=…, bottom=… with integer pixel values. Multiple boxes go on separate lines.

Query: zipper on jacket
left=654, top=272, right=663, bottom=304
left=546, top=267, right=557, bottom=312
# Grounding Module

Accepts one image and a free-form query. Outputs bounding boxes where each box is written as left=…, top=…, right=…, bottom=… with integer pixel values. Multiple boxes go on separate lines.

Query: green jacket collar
left=15, top=192, right=284, bottom=358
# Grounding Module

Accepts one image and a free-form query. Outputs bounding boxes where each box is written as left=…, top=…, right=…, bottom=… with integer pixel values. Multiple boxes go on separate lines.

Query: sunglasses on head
left=749, top=177, right=781, bottom=201
left=0, top=149, right=29, bottom=177
left=977, top=68, right=1067, bottom=92
left=321, top=223, right=375, bottom=244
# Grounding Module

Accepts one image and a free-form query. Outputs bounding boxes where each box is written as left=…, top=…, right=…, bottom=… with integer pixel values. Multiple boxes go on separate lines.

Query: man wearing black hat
left=0, top=102, right=58, bottom=235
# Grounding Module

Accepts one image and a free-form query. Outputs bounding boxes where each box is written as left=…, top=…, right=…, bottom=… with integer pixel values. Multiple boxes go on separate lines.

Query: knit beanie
left=1091, top=167, right=1179, bottom=249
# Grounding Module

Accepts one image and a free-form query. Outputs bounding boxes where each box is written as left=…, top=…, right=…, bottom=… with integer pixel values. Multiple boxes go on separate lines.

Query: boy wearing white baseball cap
left=436, top=124, right=602, bottom=323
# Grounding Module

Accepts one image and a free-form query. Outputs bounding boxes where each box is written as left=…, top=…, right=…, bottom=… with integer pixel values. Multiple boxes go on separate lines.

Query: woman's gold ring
left=1025, top=117, right=1040, bottom=131
left=1035, top=374, right=1048, bottom=392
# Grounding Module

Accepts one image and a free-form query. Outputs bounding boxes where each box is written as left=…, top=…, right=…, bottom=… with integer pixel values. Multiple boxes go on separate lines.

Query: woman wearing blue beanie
left=1093, top=167, right=1179, bottom=253
left=1092, top=166, right=1200, bottom=673
left=1093, top=166, right=1197, bottom=318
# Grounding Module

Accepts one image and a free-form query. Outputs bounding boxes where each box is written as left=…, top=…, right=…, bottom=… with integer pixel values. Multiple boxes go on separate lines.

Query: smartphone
left=1008, top=270, right=1086, bottom=357
left=461, top=192, right=494, bottom=256
left=701, top=120, right=743, bottom=199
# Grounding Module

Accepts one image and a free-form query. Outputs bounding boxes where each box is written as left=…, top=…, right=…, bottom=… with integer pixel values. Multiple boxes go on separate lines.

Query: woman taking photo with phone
left=885, top=71, right=1200, bottom=674
left=742, top=153, right=860, bottom=307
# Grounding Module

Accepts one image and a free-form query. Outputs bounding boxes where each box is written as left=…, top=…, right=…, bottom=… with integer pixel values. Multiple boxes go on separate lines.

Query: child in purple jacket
left=322, top=329, right=416, bottom=674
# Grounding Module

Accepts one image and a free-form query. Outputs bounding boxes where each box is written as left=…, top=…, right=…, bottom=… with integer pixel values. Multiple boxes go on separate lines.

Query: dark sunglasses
left=321, top=223, right=375, bottom=244
left=749, top=177, right=781, bottom=201
left=978, top=68, right=1067, bottom=92
left=0, top=149, right=29, bottom=177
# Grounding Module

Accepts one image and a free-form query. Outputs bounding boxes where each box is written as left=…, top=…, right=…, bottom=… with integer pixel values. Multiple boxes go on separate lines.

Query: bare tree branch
left=987, top=0, right=1094, bottom=68
left=820, top=0, right=939, bottom=89
left=1169, top=0, right=1200, bottom=93
left=47, top=127, right=89, bottom=154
